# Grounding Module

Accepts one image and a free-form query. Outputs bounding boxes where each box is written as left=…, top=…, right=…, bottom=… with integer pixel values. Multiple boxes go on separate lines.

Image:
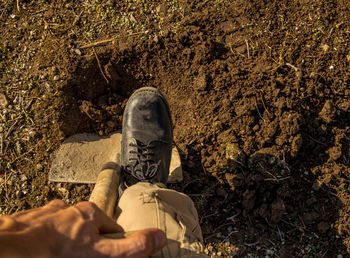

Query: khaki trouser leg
left=115, top=182, right=207, bottom=257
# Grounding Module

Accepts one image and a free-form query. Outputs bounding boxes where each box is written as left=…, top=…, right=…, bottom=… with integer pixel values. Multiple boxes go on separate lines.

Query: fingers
left=47, top=199, right=69, bottom=209
left=95, top=228, right=166, bottom=258
left=74, top=202, right=123, bottom=233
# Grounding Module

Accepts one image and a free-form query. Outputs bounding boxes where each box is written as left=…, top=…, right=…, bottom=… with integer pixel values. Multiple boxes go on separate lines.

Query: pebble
left=20, top=174, right=27, bottom=181
left=266, top=249, right=274, bottom=255
left=36, top=163, right=43, bottom=171
left=0, top=93, right=8, bottom=108
left=320, top=44, right=329, bottom=52
left=53, top=75, right=59, bottom=81
left=44, top=82, right=52, bottom=91
left=74, top=48, right=82, bottom=56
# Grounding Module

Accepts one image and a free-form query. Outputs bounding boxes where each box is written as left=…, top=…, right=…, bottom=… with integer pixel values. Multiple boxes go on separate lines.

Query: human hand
left=0, top=200, right=166, bottom=258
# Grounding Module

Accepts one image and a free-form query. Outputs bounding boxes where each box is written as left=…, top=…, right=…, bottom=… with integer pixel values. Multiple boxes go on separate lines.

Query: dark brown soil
left=0, top=0, right=349, bottom=256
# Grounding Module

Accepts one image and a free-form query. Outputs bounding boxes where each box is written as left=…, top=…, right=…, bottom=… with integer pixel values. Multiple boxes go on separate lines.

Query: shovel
left=48, top=132, right=183, bottom=238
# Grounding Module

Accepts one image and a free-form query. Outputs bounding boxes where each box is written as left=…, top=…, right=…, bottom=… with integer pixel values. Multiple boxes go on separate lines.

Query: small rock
left=320, top=44, right=329, bottom=52
left=319, top=100, right=336, bottom=123
left=53, top=75, right=60, bottom=81
left=20, top=174, right=27, bottom=181
left=36, top=163, right=43, bottom=171
left=74, top=48, right=82, bottom=55
left=266, top=249, right=274, bottom=255
left=0, top=93, right=8, bottom=108
left=44, top=82, right=52, bottom=91
left=129, top=14, right=136, bottom=24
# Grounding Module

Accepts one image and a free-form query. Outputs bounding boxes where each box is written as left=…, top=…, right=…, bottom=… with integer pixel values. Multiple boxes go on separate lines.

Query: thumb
left=97, top=228, right=166, bottom=258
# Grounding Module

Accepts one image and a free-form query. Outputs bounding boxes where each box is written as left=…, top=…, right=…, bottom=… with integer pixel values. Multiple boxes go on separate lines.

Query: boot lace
left=125, top=140, right=161, bottom=181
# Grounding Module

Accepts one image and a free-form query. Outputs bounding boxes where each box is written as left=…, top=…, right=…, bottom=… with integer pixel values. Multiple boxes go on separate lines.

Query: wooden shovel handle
left=89, top=164, right=138, bottom=239
left=89, top=166, right=120, bottom=219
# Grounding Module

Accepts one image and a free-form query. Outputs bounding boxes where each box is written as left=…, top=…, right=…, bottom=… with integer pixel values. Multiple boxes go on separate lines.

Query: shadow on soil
left=58, top=56, right=347, bottom=256
left=59, top=51, right=139, bottom=137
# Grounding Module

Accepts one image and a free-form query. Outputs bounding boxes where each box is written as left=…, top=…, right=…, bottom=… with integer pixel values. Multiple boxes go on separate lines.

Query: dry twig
left=305, top=133, right=328, bottom=147
left=83, top=35, right=109, bottom=84
left=259, top=90, right=271, bottom=115
left=229, top=44, right=245, bottom=58
left=255, top=97, right=265, bottom=121
left=245, top=39, right=250, bottom=58
left=80, top=32, right=143, bottom=49
left=298, top=215, right=306, bottom=229
left=92, top=47, right=109, bottom=84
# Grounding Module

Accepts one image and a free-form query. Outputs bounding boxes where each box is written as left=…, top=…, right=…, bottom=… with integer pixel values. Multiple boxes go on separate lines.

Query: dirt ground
left=0, top=0, right=349, bottom=256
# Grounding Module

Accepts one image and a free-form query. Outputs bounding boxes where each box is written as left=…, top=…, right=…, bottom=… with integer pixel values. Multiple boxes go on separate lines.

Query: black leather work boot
left=120, top=87, right=173, bottom=191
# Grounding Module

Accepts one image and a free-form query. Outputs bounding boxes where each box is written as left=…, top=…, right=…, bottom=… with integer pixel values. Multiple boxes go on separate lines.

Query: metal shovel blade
left=49, top=132, right=183, bottom=184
